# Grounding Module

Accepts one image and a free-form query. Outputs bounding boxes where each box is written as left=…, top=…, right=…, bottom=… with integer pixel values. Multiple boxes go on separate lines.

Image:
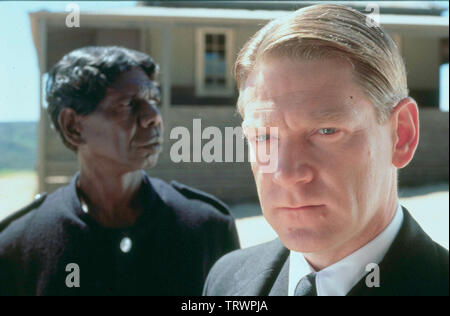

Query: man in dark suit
left=203, top=4, right=448, bottom=296
left=0, top=46, right=240, bottom=295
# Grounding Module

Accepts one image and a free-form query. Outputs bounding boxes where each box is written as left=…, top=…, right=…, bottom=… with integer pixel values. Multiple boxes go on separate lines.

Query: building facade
left=30, top=2, right=449, bottom=202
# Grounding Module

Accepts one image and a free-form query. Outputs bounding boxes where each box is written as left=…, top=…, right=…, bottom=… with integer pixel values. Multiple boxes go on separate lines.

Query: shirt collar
left=288, top=203, right=404, bottom=296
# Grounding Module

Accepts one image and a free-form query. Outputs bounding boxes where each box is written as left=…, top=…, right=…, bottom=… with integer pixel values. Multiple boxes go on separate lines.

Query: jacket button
left=120, top=237, right=132, bottom=253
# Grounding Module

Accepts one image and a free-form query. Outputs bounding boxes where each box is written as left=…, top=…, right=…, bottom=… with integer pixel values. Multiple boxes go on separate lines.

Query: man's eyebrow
left=307, top=106, right=352, bottom=123
left=113, top=95, right=133, bottom=101
left=138, top=84, right=160, bottom=100
left=242, top=107, right=279, bottom=128
left=109, top=85, right=160, bottom=101
left=242, top=106, right=351, bottom=125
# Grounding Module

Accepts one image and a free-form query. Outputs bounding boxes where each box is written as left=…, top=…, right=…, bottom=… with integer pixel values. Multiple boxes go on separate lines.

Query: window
left=196, top=28, right=234, bottom=97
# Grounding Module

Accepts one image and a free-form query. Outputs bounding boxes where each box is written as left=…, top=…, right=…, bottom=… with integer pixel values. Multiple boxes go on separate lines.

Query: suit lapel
left=234, top=239, right=289, bottom=296
left=268, top=255, right=289, bottom=296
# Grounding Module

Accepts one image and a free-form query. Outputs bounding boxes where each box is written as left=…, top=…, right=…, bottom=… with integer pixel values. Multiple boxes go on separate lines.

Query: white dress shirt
left=288, top=203, right=404, bottom=296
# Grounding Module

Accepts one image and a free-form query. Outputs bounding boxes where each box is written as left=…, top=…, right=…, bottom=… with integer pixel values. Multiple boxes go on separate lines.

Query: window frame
left=195, top=27, right=234, bottom=97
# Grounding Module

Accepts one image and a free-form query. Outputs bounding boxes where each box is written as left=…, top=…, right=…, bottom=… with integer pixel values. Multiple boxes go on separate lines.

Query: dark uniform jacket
left=0, top=172, right=240, bottom=296
left=203, top=208, right=449, bottom=296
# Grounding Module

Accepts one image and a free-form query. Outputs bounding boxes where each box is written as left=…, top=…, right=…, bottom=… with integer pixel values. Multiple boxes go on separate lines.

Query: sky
left=0, top=1, right=448, bottom=122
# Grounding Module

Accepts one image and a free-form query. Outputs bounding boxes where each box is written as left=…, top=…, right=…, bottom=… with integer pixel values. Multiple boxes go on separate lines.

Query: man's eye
left=119, top=101, right=132, bottom=107
left=317, top=128, right=338, bottom=135
left=255, top=135, right=270, bottom=142
left=148, top=99, right=160, bottom=107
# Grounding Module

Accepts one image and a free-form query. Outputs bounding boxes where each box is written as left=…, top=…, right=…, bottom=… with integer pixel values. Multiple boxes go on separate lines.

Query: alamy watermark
left=169, top=119, right=279, bottom=173
left=364, top=3, right=380, bottom=28
left=365, top=263, right=380, bottom=288
left=65, top=263, right=80, bottom=288
left=65, top=3, right=80, bottom=28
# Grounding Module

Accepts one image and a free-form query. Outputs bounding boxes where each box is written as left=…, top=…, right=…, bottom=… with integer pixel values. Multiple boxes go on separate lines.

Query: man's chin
left=277, top=227, right=336, bottom=253
left=142, top=155, right=159, bottom=169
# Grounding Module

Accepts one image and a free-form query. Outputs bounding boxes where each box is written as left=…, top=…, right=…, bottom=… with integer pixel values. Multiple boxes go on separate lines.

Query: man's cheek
left=253, top=171, right=272, bottom=202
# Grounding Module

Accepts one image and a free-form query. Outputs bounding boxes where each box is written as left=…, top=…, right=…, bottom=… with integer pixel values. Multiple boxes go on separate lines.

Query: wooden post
left=161, top=24, right=172, bottom=123
left=392, top=33, right=403, bottom=56
left=139, top=25, right=148, bottom=53
left=37, top=18, right=47, bottom=194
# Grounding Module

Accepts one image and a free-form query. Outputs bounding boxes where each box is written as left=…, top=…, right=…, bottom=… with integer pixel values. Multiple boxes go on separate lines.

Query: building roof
left=140, top=1, right=448, bottom=16
left=28, top=4, right=449, bottom=73
left=30, top=5, right=450, bottom=27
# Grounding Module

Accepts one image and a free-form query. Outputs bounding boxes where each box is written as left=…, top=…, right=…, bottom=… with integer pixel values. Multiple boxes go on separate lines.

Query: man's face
left=79, top=67, right=163, bottom=172
left=241, top=57, right=397, bottom=254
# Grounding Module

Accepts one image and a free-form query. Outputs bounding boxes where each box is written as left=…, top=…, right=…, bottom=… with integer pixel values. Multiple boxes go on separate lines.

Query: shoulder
left=381, top=208, right=449, bottom=295
left=0, top=185, right=79, bottom=251
left=147, top=177, right=240, bottom=258
left=148, top=177, right=234, bottom=225
left=430, top=240, right=449, bottom=293
left=401, top=209, right=448, bottom=268
left=0, top=193, right=47, bottom=235
left=170, top=180, right=231, bottom=216
left=208, top=238, right=286, bottom=273
left=0, top=193, right=49, bottom=260
left=204, top=238, right=288, bottom=295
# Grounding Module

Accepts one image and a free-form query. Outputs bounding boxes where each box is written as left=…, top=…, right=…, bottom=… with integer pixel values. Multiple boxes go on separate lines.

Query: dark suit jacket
left=203, top=208, right=449, bottom=296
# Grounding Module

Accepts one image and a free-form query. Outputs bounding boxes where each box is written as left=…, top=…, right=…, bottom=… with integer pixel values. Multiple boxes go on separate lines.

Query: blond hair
left=235, top=4, right=408, bottom=123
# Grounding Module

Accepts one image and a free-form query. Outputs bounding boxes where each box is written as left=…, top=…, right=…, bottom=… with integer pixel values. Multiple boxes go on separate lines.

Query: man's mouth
left=134, top=133, right=163, bottom=147
left=134, top=137, right=163, bottom=154
left=276, top=204, right=324, bottom=211
left=137, top=139, right=162, bottom=147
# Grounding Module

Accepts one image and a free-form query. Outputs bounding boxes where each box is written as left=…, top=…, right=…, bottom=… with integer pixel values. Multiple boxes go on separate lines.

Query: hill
left=0, top=121, right=38, bottom=171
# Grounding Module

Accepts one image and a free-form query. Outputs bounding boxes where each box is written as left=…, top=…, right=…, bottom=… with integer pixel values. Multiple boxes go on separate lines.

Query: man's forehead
left=243, top=56, right=353, bottom=94
left=108, top=67, right=156, bottom=91
left=107, top=81, right=159, bottom=99
left=241, top=91, right=361, bottom=128
left=243, top=89, right=357, bottom=114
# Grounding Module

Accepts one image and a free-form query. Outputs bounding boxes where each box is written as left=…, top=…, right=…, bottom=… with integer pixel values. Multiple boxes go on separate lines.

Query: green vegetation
left=0, top=122, right=37, bottom=171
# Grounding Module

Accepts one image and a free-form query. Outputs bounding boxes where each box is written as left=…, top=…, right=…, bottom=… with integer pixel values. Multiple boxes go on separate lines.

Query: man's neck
left=77, top=165, right=144, bottom=228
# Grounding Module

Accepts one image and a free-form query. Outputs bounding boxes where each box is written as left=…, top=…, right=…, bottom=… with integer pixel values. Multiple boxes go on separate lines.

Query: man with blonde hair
left=203, top=4, right=448, bottom=296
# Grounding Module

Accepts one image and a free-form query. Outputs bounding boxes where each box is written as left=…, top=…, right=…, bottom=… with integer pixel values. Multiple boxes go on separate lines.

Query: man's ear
left=58, top=108, right=84, bottom=149
left=390, top=97, right=419, bottom=169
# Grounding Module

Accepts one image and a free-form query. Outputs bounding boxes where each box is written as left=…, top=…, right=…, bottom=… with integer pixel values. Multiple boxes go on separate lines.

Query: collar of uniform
left=288, top=203, right=404, bottom=296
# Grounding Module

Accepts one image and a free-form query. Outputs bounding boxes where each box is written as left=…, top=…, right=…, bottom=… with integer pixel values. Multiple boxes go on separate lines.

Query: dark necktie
left=294, top=272, right=317, bottom=296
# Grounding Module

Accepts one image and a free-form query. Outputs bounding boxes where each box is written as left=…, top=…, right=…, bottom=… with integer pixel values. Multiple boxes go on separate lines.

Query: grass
left=0, top=122, right=37, bottom=170
left=0, top=169, right=35, bottom=176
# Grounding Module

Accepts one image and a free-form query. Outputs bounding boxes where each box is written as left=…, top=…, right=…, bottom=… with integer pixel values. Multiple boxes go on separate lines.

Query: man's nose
left=138, top=101, right=162, bottom=129
left=272, top=142, right=314, bottom=187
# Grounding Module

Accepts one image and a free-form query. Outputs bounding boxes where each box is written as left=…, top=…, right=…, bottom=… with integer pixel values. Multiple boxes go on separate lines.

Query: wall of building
left=400, top=108, right=449, bottom=186
left=163, top=23, right=259, bottom=87
left=402, top=36, right=442, bottom=108
left=146, top=105, right=258, bottom=203
left=157, top=23, right=259, bottom=106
